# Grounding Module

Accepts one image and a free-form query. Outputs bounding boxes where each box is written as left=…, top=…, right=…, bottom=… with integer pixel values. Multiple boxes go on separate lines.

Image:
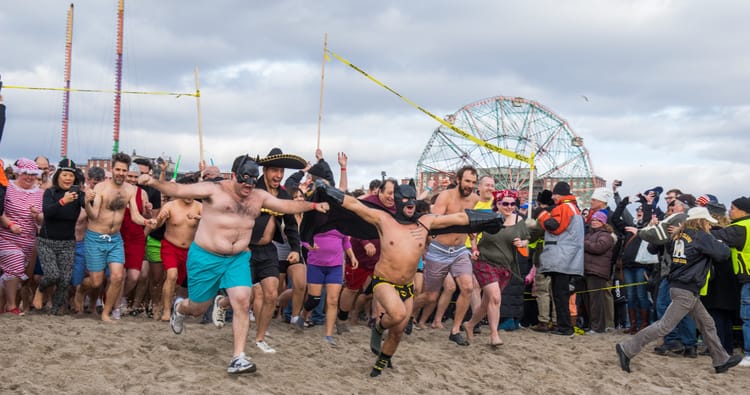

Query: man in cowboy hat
left=213, top=148, right=308, bottom=354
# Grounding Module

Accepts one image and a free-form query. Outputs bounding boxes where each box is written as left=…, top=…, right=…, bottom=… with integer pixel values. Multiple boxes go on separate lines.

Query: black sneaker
left=616, top=344, right=631, bottom=373
left=654, top=342, right=684, bottom=356
left=715, top=355, right=742, bottom=373
left=473, top=323, right=482, bottom=335
left=448, top=332, right=470, bottom=346
left=550, top=328, right=574, bottom=336
left=682, top=346, right=697, bottom=358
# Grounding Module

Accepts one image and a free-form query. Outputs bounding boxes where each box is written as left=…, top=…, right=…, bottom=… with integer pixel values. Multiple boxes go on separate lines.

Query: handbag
left=634, top=239, right=659, bottom=264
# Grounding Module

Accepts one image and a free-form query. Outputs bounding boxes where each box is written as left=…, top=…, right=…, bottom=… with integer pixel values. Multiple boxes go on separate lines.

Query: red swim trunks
left=161, top=238, right=189, bottom=286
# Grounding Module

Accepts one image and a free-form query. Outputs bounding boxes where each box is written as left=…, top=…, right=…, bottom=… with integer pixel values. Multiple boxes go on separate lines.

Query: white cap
left=687, top=206, right=718, bottom=224
left=591, top=187, right=612, bottom=203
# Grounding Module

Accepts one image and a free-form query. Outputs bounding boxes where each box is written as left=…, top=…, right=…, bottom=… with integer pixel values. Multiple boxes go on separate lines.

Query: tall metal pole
left=61, top=3, right=74, bottom=159
left=316, top=33, right=328, bottom=150
left=112, top=0, right=124, bottom=155
left=194, top=67, right=205, bottom=174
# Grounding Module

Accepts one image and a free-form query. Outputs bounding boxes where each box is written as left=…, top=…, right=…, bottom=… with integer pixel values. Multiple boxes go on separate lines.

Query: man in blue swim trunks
left=137, top=154, right=329, bottom=375
left=76, top=153, right=155, bottom=322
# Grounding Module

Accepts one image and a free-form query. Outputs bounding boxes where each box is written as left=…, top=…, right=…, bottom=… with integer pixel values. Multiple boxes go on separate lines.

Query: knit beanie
left=731, top=196, right=750, bottom=214
left=552, top=181, right=570, bottom=196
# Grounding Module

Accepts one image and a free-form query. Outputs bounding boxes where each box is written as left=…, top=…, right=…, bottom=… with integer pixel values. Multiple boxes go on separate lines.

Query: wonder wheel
left=416, top=96, right=602, bottom=202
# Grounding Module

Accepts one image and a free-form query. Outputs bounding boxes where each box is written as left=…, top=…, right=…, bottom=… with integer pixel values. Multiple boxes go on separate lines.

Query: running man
left=315, top=181, right=502, bottom=377
left=137, top=154, right=329, bottom=374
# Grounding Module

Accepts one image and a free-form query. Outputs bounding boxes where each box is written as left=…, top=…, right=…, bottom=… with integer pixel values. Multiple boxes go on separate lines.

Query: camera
left=69, top=185, right=80, bottom=193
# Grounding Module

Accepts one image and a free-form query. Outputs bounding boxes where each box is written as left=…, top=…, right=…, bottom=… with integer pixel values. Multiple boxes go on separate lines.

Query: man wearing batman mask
left=137, top=154, right=330, bottom=375
left=315, top=181, right=503, bottom=377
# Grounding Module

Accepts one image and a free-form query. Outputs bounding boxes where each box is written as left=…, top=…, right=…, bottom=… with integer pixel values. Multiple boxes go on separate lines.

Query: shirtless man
left=75, top=153, right=155, bottom=321
left=315, top=181, right=501, bottom=377
left=71, top=167, right=106, bottom=314
left=137, top=154, right=329, bottom=374
left=412, top=166, right=479, bottom=345
left=148, top=177, right=202, bottom=322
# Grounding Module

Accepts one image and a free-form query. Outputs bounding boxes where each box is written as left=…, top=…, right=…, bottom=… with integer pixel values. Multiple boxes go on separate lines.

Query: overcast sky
left=1, top=0, right=749, bottom=207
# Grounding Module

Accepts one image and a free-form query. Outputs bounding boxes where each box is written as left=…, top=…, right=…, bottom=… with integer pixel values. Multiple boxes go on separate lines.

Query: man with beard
left=412, top=166, right=479, bottom=346
left=214, top=148, right=306, bottom=354
left=75, top=153, right=155, bottom=321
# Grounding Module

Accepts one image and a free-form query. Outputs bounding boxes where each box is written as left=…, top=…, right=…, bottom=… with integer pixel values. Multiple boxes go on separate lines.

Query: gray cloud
left=2, top=0, right=750, bottom=205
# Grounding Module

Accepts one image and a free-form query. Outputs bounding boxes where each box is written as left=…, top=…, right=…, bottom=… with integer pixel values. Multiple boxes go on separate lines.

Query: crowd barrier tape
left=325, top=49, right=534, bottom=167
left=523, top=281, right=647, bottom=301
left=4, top=84, right=198, bottom=98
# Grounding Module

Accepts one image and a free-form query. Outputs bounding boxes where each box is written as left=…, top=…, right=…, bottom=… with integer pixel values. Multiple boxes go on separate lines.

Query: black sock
left=337, top=309, right=349, bottom=321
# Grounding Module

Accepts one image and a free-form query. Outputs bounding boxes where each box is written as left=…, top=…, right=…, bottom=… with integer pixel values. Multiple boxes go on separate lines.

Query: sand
left=1, top=313, right=748, bottom=394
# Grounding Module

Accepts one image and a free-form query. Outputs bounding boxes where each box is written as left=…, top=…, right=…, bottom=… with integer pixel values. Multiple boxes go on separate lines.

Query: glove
left=316, top=179, right=344, bottom=204
left=465, top=209, right=504, bottom=234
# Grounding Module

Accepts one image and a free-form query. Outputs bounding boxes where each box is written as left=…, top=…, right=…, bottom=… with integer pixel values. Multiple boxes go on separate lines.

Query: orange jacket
left=537, top=195, right=580, bottom=235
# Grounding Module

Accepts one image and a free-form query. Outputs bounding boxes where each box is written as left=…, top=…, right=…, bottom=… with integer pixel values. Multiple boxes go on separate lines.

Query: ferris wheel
left=415, top=96, right=601, bottom=201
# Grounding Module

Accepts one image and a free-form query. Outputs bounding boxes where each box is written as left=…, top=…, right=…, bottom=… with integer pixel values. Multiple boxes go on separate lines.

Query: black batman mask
left=394, top=184, right=419, bottom=224
left=235, top=156, right=259, bottom=186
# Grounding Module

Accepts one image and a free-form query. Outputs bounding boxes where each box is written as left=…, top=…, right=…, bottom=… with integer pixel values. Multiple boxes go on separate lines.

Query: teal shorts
left=84, top=230, right=125, bottom=272
left=145, top=236, right=162, bottom=263
left=186, top=242, right=252, bottom=303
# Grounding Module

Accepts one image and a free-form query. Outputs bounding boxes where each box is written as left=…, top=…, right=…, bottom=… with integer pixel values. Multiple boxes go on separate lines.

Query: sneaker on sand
left=324, top=336, right=338, bottom=347
left=715, top=355, right=743, bottom=373
left=448, top=331, right=470, bottom=346
left=336, top=320, right=350, bottom=335
left=170, top=298, right=185, bottom=335
left=256, top=340, right=277, bottom=354
left=212, top=295, right=226, bottom=329
left=738, top=355, right=750, bottom=367
left=290, top=316, right=304, bottom=331
left=111, top=308, right=122, bottom=320
left=227, top=353, right=256, bottom=374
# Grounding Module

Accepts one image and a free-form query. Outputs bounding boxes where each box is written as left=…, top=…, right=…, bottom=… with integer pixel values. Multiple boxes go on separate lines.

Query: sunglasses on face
left=498, top=201, right=516, bottom=207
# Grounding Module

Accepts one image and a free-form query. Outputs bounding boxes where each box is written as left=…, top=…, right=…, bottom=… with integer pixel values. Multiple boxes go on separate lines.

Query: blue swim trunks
left=84, top=230, right=125, bottom=272
left=186, top=242, right=252, bottom=303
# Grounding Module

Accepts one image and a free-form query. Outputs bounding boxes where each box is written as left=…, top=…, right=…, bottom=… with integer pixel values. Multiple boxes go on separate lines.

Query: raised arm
left=138, top=173, right=212, bottom=200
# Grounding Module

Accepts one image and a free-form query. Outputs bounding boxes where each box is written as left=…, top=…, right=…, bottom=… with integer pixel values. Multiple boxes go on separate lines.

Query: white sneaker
left=739, top=356, right=750, bottom=367
left=212, top=295, right=226, bottom=329
left=227, top=352, right=256, bottom=374
left=256, top=340, right=277, bottom=354
left=249, top=310, right=256, bottom=322
left=170, top=298, right=185, bottom=335
left=111, top=308, right=121, bottom=320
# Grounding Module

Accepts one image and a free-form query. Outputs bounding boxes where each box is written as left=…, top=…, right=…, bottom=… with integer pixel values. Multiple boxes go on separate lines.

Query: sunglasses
left=498, top=201, right=516, bottom=207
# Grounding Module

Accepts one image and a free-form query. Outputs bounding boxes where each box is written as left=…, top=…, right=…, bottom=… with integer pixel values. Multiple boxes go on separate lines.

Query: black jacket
left=249, top=174, right=301, bottom=253
left=668, top=228, right=730, bottom=295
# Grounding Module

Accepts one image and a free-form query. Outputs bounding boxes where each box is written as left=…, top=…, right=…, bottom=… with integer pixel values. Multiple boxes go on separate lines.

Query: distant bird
left=581, top=95, right=590, bottom=102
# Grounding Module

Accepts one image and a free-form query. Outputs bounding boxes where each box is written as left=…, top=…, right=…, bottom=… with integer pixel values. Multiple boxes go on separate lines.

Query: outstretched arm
left=138, top=174, right=213, bottom=200
left=261, top=189, right=329, bottom=214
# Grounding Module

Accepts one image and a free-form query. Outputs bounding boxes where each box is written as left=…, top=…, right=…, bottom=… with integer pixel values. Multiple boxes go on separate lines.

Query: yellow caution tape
left=4, top=84, right=198, bottom=98
left=325, top=49, right=535, bottom=168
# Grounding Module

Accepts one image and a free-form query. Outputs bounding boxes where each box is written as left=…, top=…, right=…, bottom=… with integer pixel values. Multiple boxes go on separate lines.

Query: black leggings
left=550, top=272, right=572, bottom=331
left=37, top=237, right=76, bottom=310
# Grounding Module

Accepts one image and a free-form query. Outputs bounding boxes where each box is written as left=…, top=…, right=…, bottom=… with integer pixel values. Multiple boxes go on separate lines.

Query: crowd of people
left=1, top=141, right=749, bottom=377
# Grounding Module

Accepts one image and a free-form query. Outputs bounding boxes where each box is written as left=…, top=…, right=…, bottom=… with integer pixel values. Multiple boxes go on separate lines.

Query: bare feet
left=101, top=314, right=114, bottom=322
left=489, top=336, right=504, bottom=348
left=32, top=288, right=44, bottom=310
left=73, top=290, right=85, bottom=314
left=462, top=322, right=475, bottom=343
left=431, top=321, right=444, bottom=330
left=160, top=314, right=171, bottom=322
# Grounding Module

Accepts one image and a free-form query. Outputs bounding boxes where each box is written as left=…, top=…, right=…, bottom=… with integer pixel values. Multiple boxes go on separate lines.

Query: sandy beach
left=1, top=312, right=748, bottom=394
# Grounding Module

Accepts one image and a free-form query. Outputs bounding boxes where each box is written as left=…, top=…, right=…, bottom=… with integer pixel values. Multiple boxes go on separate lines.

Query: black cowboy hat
left=256, top=148, right=306, bottom=170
